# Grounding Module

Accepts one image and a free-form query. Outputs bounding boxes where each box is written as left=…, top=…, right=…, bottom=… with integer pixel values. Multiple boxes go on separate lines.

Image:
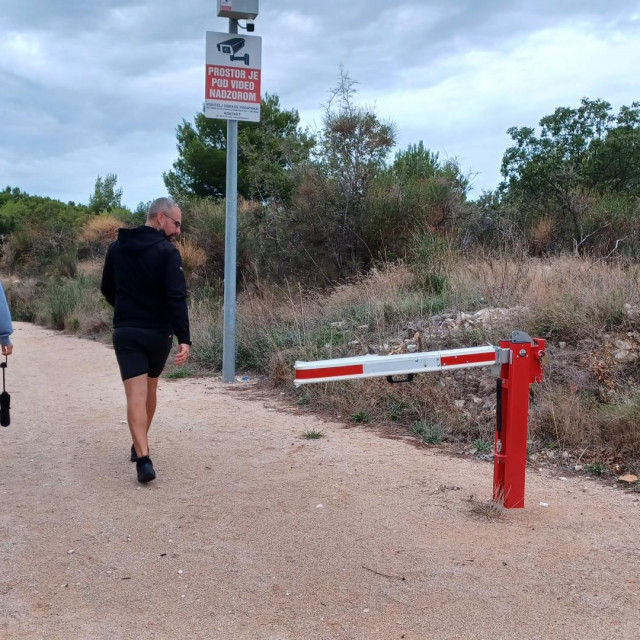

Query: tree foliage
left=361, top=142, right=471, bottom=260
left=163, top=94, right=314, bottom=202
left=88, top=174, right=123, bottom=213
left=247, top=69, right=397, bottom=281
left=0, top=187, right=90, bottom=274
left=498, top=98, right=640, bottom=253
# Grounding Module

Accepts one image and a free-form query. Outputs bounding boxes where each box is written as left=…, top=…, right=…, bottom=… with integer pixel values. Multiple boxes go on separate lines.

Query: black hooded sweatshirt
left=101, top=226, right=191, bottom=344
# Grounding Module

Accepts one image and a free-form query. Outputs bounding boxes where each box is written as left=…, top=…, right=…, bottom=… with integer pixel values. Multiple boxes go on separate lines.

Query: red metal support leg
left=493, top=336, right=546, bottom=509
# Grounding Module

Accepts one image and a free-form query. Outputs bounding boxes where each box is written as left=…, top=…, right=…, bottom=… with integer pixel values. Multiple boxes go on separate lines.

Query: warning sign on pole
left=205, top=31, right=262, bottom=122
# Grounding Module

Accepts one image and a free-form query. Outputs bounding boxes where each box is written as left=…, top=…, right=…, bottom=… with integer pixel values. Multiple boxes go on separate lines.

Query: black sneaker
left=136, top=456, right=156, bottom=483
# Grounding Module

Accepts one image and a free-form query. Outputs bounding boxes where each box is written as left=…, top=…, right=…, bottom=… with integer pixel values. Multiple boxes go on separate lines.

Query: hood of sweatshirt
left=117, top=225, right=168, bottom=255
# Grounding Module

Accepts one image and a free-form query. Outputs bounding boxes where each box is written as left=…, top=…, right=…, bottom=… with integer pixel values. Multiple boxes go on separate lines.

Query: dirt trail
left=1, top=322, right=639, bottom=640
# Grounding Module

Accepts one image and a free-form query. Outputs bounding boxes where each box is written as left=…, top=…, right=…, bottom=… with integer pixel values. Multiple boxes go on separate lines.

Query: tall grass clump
left=38, top=275, right=94, bottom=330
left=320, top=263, right=425, bottom=333
left=408, top=230, right=456, bottom=295
left=597, top=393, right=640, bottom=457
left=449, top=251, right=531, bottom=308
left=200, top=264, right=433, bottom=383
left=531, top=385, right=601, bottom=449
left=235, top=283, right=319, bottom=375
left=187, top=283, right=224, bottom=369
left=532, top=386, right=640, bottom=459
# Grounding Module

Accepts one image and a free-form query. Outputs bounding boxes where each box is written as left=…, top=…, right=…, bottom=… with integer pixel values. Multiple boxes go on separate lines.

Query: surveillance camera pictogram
left=217, top=37, right=250, bottom=65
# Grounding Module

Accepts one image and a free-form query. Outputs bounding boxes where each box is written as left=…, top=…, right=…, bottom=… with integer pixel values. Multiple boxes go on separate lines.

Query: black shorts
left=113, top=327, right=173, bottom=381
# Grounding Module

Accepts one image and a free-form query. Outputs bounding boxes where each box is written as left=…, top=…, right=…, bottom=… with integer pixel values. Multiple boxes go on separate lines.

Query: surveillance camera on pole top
left=217, top=0, right=258, bottom=31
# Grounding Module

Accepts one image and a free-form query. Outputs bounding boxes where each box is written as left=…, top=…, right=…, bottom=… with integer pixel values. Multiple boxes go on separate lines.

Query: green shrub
left=474, top=438, right=492, bottom=453
left=412, top=419, right=443, bottom=444
left=381, top=397, right=412, bottom=422
left=586, top=461, right=605, bottom=476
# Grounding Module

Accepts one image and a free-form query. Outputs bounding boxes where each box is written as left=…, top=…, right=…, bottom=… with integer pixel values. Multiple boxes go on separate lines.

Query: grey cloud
left=1, top=0, right=638, bottom=206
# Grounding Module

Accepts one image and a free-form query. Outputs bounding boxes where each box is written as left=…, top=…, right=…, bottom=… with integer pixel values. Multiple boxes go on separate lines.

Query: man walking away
left=101, top=197, right=191, bottom=483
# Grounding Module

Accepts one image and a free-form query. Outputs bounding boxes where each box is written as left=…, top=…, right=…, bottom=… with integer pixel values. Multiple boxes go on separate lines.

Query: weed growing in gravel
left=587, top=461, right=606, bottom=476
left=468, top=497, right=505, bottom=521
left=474, top=438, right=492, bottom=453
left=351, top=410, right=372, bottom=423
left=412, top=420, right=443, bottom=444
left=302, top=430, right=324, bottom=439
left=165, top=367, right=192, bottom=379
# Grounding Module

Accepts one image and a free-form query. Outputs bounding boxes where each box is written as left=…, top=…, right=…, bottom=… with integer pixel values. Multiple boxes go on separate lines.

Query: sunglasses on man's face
left=164, top=214, right=181, bottom=228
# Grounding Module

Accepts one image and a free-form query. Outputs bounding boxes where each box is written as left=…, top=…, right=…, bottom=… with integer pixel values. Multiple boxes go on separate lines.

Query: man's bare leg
left=124, top=374, right=150, bottom=458
left=146, top=376, right=159, bottom=434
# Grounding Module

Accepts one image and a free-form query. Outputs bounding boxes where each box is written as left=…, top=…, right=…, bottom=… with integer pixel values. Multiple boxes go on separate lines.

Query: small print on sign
left=220, top=0, right=232, bottom=9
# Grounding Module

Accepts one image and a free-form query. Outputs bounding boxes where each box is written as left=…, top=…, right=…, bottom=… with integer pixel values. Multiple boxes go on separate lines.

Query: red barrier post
left=493, top=335, right=546, bottom=508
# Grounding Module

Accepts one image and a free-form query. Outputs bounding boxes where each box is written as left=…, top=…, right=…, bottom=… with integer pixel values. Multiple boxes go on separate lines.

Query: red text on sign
left=205, top=65, right=261, bottom=103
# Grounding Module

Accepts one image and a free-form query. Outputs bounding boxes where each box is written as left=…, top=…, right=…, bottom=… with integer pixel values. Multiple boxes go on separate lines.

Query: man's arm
left=165, top=249, right=191, bottom=346
left=100, top=246, right=116, bottom=306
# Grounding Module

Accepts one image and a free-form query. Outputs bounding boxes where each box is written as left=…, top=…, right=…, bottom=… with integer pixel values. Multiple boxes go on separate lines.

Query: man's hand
left=174, top=343, right=190, bottom=366
left=1, top=344, right=13, bottom=356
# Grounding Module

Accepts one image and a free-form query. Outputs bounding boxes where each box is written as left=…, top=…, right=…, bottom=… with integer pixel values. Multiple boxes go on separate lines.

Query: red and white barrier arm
left=295, top=345, right=509, bottom=386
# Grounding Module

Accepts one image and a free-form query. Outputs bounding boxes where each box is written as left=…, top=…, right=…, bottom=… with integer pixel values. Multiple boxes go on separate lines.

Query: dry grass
left=598, top=394, right=640, bottom=457
left=175, top=238, right=208, bottom=282
left=522, top=257, right=638, bottom=340
left=3, top=276, right=40, bottom=322
left=76, top=259, right=104, bottom=277
left=222, top=257, right=640, bottom=456
left=186, top=290, right=223, bottom=369
left=529, top=217, right=555, bottom=254
left=20, top=246, right=640, bottom=463
left=77, top=215, right=122, bottom=243
left=449, top=253, right=531, bottom=307
left=531, top=384, right=601, bottom=448
left=322, top=264, right=415, bottom=318
left=228, top=256, right=640, bottom=462
left=467, top=496, right=506, bottom=520
left=451, top=255, right=640, bottom=340
left=532, top=386, right=640, bottom=460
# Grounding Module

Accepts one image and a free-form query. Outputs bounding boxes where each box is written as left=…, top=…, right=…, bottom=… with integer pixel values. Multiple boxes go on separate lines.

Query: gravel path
left=1, top=322, right=639, bottom=639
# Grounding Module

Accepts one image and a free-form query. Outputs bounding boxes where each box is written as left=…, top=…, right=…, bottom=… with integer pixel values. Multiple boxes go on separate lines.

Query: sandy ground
left=1, top=322, right=640, bottom=640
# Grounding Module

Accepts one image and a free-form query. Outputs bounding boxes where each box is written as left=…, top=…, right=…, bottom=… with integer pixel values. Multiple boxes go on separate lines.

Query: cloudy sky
left=2, top=0, right=639, bottom=208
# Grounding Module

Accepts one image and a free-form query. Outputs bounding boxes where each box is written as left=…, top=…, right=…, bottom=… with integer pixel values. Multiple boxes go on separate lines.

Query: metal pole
left=222, top=18, right=238, bottom=382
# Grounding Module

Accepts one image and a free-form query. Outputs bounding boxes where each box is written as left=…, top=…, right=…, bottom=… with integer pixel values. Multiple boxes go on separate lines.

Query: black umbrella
left=1, top=357, right=10, bottom=427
